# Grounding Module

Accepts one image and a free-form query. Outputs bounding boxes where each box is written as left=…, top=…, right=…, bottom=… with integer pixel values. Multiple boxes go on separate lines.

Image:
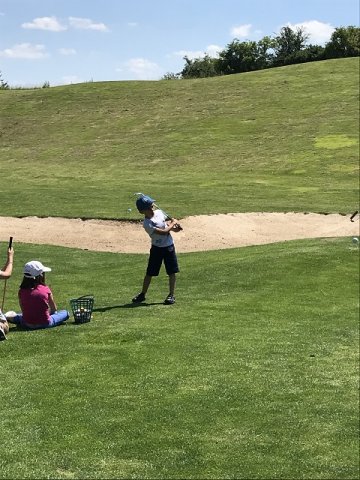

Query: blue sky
left=0, top=0, right=359, bottom=86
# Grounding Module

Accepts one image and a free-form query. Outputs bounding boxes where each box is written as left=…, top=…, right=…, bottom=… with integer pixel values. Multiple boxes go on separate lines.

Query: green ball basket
left=70, top=295, right=94, bottom=324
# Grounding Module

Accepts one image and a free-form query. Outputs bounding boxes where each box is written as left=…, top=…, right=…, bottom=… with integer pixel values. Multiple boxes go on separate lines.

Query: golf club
left=134, top=193, right=183, bottom=230
left=1, top=236, right=13, bottom=311
left=350, top=210, right=359, bottom=222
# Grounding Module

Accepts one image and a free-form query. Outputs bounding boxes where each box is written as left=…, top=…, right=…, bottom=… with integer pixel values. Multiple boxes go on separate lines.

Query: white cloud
left=0, top=43, right=48, bottom=59
left=62, top=75, right=83, bottom=84
left=69, top=17, right=109, bottom=32
left=205, top=44, right=223, bottom=57
left=284, top=20, right=334, bottom=44
left=58, top=48, right=76, bottom=56
left=231, top=24, right=252, bottom=38
left=173, top=49, right=203, bottom=59
left=118, top=58, right=162, bottom=79
left=21, top=15, right=109, bottom=32
left=22, top=16, right=67, bottom=32
left=172, top=44, right=222, bottom=60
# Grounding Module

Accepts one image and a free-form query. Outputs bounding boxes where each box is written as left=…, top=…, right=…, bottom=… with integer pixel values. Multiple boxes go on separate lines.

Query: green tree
left=324, top=26, right=360, bottom=58
left=176, top=24, right=358, bottom=80
left=217, top=36, right=275, bottom=75
left=303, top=44, right=325, bottom=61
left=273, top=26, right=309, bottom=66
left=256, top=35, right=276, bottom=68
left=161, top=72, right=180, bottom=80
left=0, top=71, right=9, bottom=89
left=277, top=44, right=325, bottom=65
left=218, top=39, right=265, bottom=74
left=180, top=55, right=220, bottom=79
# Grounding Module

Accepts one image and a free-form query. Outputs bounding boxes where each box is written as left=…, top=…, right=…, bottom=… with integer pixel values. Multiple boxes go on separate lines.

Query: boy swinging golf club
left=132, top=194, right=181, bottom=305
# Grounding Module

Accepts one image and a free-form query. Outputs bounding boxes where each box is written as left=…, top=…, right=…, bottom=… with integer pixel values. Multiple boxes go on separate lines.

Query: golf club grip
left=8, top=237, right=13, bottom=249
left=168, top=217, right=183, bottom=231
left=163, top=212, right=183, bottom=231
left=146, top=199, right=183, bottom=231
left=166, top=217, right=183, bottom=231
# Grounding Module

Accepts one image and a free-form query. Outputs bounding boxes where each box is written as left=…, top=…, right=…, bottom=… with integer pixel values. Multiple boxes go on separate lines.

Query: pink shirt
left=19, top=285, right=52, bottom=326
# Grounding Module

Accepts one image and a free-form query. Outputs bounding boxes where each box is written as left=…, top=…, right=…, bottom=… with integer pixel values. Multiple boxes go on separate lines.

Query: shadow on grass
left=8, top=303, right=165, bottom=333
left=9, top=322, right=69, bottom=333
left=93, top=302, right=164, bottom=312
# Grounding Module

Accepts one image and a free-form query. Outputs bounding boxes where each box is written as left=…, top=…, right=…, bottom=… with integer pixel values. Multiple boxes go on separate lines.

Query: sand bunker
left=0, top=213, right=358, bottom=253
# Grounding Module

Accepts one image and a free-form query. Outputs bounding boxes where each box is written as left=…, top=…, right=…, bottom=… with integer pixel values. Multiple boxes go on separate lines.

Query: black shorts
left=146, top=244, right=180, bottom=277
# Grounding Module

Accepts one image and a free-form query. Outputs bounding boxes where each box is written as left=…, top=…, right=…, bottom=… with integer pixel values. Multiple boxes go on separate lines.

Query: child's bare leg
left=132, top=275, right=152, bottom=303
left=142, top=275, right=152, bottom=294
left=169, top=273, right=176, bottom=296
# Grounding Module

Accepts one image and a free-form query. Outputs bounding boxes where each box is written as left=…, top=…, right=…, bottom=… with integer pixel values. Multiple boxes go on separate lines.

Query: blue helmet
left=136, top=195, right=155, bottom=211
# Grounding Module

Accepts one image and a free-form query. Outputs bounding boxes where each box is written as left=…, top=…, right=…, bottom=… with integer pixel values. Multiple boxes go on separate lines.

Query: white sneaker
left=0, top=324, right=7, bottom=341
left=5, top=311, right=17, bottom=320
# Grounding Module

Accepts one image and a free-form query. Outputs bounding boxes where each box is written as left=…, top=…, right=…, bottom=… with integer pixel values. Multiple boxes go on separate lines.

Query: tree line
left=163, top=25, right=360, bottom=80
left=1, top=25, right=358, bottom=88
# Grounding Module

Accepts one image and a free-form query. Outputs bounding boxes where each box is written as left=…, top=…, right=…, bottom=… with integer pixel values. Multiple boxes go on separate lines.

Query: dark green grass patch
left=0, top=58, right=358, bottom=218
left=0, top=238, right=358, bottom=479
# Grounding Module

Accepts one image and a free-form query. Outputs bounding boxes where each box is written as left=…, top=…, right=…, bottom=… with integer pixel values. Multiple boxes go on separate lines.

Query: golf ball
left=127, top=208, right=132, bottom=212
left=352, top=237, right=359, bottom=244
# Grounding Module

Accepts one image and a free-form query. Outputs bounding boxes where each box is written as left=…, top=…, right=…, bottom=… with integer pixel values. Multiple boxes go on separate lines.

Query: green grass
left=1, top=238, right=358, bottom=479
left=0, top=58, right=358, bottom=218
left=0, top=58, right=359, bottom=479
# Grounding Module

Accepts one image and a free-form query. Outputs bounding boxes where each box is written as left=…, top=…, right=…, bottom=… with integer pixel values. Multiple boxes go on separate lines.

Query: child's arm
left=154, top=219, right=180, bottom=235
left=48, top=292, right=57, bottom=314
left=18, top=291, right=24, bottom=311
left=0, top=247, right=14, bottom=279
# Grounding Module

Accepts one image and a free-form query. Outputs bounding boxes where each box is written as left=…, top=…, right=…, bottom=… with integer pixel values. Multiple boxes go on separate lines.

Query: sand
left=0, top=213, right=358, bottom=253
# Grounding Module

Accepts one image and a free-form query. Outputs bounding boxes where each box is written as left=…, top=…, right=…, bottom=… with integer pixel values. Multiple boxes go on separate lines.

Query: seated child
left=6, top=260, right=69, bottom=330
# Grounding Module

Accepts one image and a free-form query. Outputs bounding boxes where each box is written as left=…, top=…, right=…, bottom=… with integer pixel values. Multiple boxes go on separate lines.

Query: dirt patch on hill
left=0, top=213, right=358, bottom=253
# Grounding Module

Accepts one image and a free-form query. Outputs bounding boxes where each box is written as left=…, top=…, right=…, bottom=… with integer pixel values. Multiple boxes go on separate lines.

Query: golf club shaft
left=153, top=203, right=172, bottom=220
left=1, top=281, right=6, bottom=311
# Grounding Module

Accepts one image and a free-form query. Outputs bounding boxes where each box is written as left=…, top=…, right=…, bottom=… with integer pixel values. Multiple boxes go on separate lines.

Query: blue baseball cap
left=136, top=195, right=155, bottom=211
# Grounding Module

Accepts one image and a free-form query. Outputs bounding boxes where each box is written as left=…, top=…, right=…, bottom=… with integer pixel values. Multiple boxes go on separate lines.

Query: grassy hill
left=0, top=58, right=358, bottom=219
left=0, top=58, right=359, bottom=479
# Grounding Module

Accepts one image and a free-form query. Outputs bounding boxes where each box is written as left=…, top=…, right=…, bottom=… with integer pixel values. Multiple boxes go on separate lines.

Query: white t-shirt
left=143, top=209, right=173, bottom=247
